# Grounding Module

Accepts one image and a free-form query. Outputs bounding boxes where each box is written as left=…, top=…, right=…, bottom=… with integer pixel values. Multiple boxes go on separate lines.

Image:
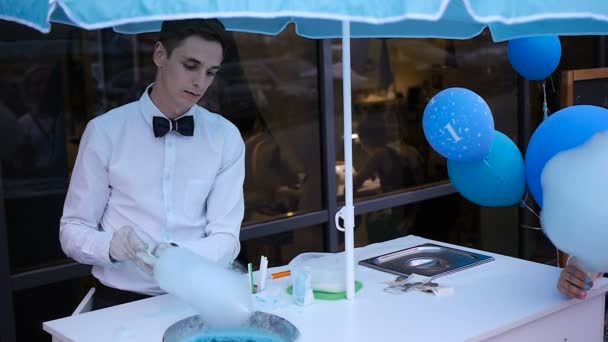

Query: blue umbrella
left=3, top=0, right=608, bottom=300
left=2, top=0, right=608, bottom=41
left=465, top=0, right=608, bottom=42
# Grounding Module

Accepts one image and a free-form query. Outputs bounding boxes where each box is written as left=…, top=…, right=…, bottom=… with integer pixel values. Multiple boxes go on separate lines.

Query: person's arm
left=59, top=121, right=115, bottom=267
left=179, top=125, right=245, bottom=265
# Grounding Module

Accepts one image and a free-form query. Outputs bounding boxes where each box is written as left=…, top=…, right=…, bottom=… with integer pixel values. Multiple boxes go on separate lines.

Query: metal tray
left=358, top=243, right=494, bottom=278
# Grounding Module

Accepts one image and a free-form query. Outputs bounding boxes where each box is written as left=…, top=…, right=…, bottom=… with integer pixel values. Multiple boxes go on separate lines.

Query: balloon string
left=520, top=192, right=540, bottom=221
left=519, top=193, right=561, bottom=267
left=521, top=224, right=542, bottom=231
left=482, top=159, right=507, bottom=184
left=481, top=157, right=541, bottom=225
left=542, top=81, right=548, bottom=121
left=482, top=160, right=543, bottom=227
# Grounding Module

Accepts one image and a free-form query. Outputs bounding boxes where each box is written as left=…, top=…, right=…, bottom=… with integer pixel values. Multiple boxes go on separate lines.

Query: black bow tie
left=153, top=116, right=194, bottom=137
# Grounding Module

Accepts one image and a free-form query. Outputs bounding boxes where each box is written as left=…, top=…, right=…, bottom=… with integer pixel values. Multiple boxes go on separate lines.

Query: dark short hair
left=159, top=19, right=227, bottom=60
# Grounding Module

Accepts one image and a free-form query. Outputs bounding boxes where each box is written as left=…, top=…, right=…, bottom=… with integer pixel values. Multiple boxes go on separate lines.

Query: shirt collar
left=138, top=83, right=196, bottom=128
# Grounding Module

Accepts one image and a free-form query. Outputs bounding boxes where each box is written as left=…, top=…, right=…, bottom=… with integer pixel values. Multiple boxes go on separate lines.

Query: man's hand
left=109, top=226, right=149, bottom=262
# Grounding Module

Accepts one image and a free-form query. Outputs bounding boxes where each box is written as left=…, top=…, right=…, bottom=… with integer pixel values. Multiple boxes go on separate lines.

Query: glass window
left=99, top=28, right=324, bottom=225
left=13, top=276, right=95, bottom=341
left=346, top=194, right=524, bottom=259
left=0, top=23, right=322, bottom=272
left=334, top=32, right=519, bottom=202
left=219, top=30, right=323, bottom=225
left=238, top=225, right=325, bottom=267
left=351, top=195, right=481, bottom=249
left=1, top=22, right=80, bottom=273
left=336, top=35, right=597, bottom=263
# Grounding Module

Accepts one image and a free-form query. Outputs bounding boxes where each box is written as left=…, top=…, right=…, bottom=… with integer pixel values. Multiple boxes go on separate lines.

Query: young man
left=59, top=19, right=245, bottom=309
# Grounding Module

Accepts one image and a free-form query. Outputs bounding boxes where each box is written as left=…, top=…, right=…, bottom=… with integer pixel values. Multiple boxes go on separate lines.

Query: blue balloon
left=422, top=88, right=494, bottom=161
left=508, top=36, right=561, bottom=81
left=448, top=131, right=525, bottom=207
left=525, top=105, right=608, bottom=207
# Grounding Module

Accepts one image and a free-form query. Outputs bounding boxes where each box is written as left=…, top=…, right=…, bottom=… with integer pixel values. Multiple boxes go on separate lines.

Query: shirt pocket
left=183, top=178, right=214, bottom=219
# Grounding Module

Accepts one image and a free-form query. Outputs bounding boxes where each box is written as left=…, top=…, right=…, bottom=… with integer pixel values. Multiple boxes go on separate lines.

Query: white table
left=44, top=235, right=608, bottom=341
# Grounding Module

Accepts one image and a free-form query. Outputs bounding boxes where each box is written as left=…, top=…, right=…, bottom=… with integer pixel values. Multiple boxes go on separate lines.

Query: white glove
left=135, top=250, right=156, bottom=275
left=152, top=242, right=177, bottom=258
left=109, top=226, right=149, bottom=262
left=135, top=242, right=177, bottom=275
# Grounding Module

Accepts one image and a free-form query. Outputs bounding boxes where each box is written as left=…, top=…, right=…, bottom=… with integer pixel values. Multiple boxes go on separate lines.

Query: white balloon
left=541, top=130, right=608, bottom=272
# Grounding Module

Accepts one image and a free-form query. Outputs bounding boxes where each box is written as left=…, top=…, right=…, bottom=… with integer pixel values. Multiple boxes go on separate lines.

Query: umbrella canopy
left=3, top=0, right=608, bottom=300
left=2, top=0, right=608, bottom=41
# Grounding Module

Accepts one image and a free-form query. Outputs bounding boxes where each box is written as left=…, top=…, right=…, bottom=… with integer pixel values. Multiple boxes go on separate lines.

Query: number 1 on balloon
left=444, top=123, right=463, bottom=143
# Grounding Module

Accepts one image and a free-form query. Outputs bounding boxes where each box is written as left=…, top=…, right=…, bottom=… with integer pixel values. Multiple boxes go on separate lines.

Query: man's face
left=153, top=36, right=223, bottom=112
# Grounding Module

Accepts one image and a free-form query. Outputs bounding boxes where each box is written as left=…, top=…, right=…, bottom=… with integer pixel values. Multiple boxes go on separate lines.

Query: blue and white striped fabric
left=2, top=0, right=607, bottom=41
left=465, top=0, right=608, bottom=42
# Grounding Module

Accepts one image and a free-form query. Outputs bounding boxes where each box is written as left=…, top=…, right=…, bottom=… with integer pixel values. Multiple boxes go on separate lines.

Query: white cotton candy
left=154, top=247, right=253, bottom=329
left=541, top=130, right=608, bottom=272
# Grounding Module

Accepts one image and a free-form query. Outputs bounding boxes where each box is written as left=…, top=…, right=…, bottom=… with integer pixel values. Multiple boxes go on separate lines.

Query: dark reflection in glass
left=351, top=115, right=425, bottom=192
left=9, top=64, right=68, bottom=178
left=345, top=195, right=478, bottom=250
left=343, top=160, right=558, bottom=263
left=211, top=30, right=322, bottom=225
left=335, top=32, right=520, bottom=201
left=0, top=22, right=322, bottom=272
left=346, top=194, right=525, bottom=260
left=13, top=276, right=95, bottom=341
left=0, top=23, right=76, bottom=273
left=239, top=225, right=325, bottom=267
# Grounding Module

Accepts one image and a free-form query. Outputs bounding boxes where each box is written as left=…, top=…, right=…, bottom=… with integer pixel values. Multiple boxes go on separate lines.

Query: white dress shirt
left=60, top=85, right=245, bottom=295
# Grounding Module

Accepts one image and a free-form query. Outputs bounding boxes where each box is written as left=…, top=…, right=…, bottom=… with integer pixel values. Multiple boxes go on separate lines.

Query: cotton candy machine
left=163, top=311, right=300, bottom=342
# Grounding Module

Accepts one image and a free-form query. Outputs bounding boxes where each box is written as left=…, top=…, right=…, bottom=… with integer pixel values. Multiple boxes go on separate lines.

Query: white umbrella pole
left=341, top=20, right=356, bottom=300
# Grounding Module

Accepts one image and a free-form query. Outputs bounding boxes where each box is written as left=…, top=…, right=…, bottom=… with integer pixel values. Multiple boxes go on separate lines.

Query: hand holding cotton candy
left=541, top=131, right=608, bottom=273
left=154, top=247, right=253, bottom=329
